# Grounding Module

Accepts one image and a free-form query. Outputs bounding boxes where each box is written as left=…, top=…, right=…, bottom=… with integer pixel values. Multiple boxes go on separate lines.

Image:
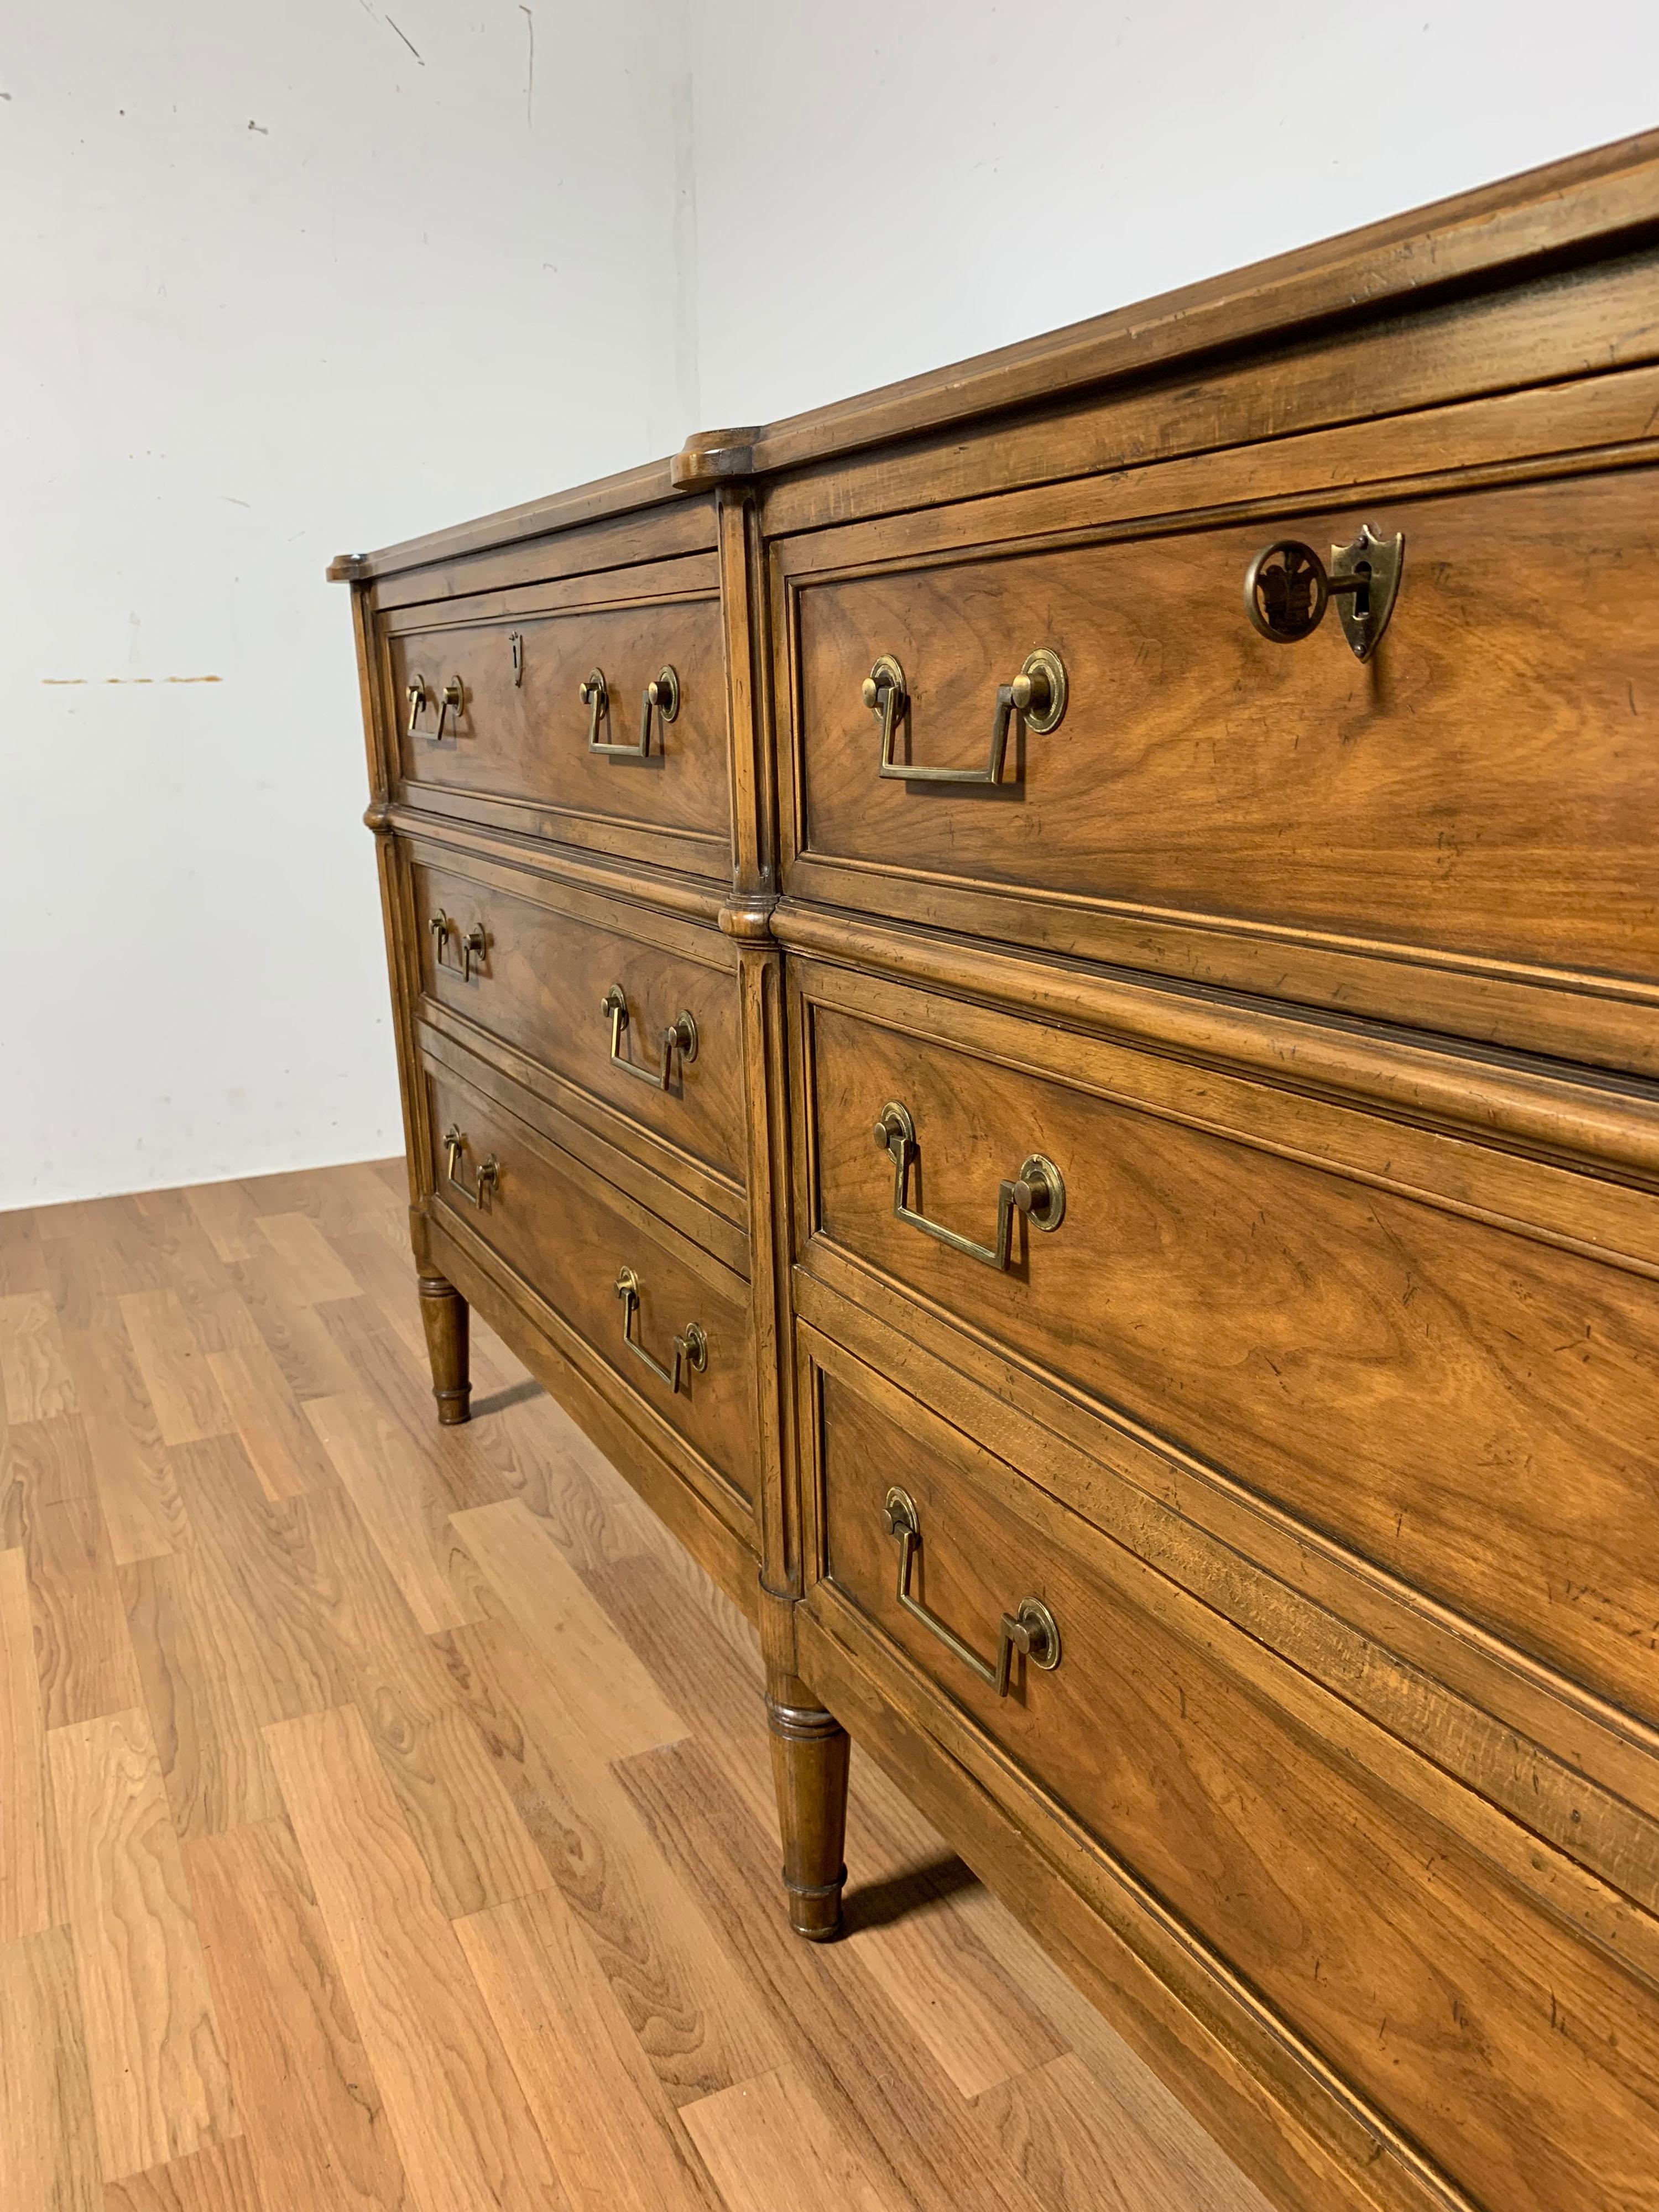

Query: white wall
left=686, top=2, right=1659, bottom=431
left=7, top=1, right=1659, bottom=1207
left=1, top=0, right=696, bottom=1207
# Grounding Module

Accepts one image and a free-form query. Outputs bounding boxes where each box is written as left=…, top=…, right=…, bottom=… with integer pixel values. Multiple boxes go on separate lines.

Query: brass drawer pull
left=602, top=985, right=697, bottom=1088
left=614, top=1266, right=706, bottom=1393
left=429, top=912, right=487, bottom=983
left=432, top=676, right=465, bottom=742
left=863, top=648, right=1066, bottom=785
left=405, top=673, right=432, bottom=739
left=442, top=1125, right=499, bottom=1209
left=639, top=665, right=680, bottom=754
left=882, top=1486, right=1061, bottom=1697
left=873, top=1099, right=1065, bottom=1270
left=1244, top=523, right=1404, bottom=661
left=581, top=665, right=681, bottom=758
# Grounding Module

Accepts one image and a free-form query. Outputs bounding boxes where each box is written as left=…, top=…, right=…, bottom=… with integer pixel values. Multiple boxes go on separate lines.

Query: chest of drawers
left=335, top=134, right=1659, bottom=2212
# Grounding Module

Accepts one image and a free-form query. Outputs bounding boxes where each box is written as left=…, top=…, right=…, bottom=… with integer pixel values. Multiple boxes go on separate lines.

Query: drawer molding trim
left=780, top=914, right=1659, bottom=1228
left=796, top=1280, right=1659, bottom=1918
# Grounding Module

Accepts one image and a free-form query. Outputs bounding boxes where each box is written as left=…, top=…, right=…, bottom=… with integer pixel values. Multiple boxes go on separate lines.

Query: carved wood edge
left=327, top=552, right=368, bottom=583
left=335, top=135, right=1659, bottom=580
left=379, top=802, right=729, bottom=926
left=773, top=900, right=1659, bottom=1191
left=717, top=895, right=778, bottom=942
left=704, top=132, right=1659, bottom=482
left=341, top=455, right=687, bottom=582
left=672, top=426, right=762, bottom=490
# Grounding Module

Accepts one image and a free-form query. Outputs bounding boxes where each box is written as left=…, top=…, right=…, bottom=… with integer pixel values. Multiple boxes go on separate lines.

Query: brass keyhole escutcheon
left=1244, top=524, right=1404, bottom=661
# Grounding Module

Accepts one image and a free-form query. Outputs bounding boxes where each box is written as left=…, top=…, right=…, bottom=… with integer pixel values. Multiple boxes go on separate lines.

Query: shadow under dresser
left=333, top=131, right=1659, bottom=2212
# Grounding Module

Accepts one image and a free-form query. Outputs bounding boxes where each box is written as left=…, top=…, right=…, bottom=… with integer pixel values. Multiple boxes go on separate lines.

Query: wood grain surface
left=0, top=1162, right=1255, bottom=2207
left=412, top=852, right=749, bottom=1196
left=392, top=588, right=731, bottom=854
left=47, top=1705, right=236, bottom=2180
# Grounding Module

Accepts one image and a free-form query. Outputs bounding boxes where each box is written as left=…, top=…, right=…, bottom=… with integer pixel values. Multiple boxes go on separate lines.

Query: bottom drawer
left=425, top=1051, right=757, bottom=1509
left=804, top=1329, right=1659, bottom=2212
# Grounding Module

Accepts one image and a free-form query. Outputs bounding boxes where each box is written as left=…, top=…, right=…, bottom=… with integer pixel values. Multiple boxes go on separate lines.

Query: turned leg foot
left=418, top=1270, right=471, bottom=1425
left=766, top=1670, right=850, bottom=1941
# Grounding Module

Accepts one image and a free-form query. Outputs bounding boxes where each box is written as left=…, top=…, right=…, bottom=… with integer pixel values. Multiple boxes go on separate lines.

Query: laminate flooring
left=0, top=1160, right=1272, bottom=2211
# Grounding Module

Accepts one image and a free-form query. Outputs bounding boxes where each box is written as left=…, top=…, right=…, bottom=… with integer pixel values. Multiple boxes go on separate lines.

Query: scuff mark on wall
left=384, top=17, right=424, bottom=65
left=520, top=7, right=535, bottom=129
left=41, top=675, right=223, bottom=685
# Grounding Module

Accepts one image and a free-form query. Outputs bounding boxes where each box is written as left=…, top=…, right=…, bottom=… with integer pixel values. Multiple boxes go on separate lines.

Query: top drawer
left=384, top=554, right=731, bottom=880
left=777, top=461, right=1659, bottom=1074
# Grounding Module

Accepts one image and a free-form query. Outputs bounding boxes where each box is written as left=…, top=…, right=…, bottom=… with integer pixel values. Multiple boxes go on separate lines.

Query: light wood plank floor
left=0, top=1160, right=1272, bottom=2212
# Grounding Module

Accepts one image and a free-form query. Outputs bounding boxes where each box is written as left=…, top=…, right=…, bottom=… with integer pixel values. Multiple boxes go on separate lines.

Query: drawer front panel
left=425, top=1056, right=756, bottom=1506
left=800, top=978, right=1659, bottom=1726
left=390, top=586, right=730, bottom=862
left=787, top=468, right=1659, bottom=988
left=412, top=855, right=747, bottom=1196
left=810, top=1351, right=1659, bottom=2212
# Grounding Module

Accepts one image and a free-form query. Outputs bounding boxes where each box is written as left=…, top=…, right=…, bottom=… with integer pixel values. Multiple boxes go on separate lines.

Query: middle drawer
left=425, top=1044, right=758, bottom=1516
left=409, top=845, right=748, bottom=1224
left=791, top=953, right=1659, bottom=1734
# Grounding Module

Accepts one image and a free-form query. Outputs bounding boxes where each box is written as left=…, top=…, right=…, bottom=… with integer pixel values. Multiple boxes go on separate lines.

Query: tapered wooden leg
left=417, top=1270, right=471, bottom=1425
left=766, top=1670, right=850, bottom=1941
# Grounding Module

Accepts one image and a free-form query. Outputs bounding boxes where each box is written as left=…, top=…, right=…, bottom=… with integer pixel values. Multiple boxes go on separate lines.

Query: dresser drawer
left=781, top=465, right=1659, bottom=1051
left=806, top=1339, right=1659, bottom=2212
left=794, top=957, right=1659, bottom=1729
left=386, top=557, right=731, bottom=877
left=424, top=1052, right=756, bottom=1510
left=410, top=850, right=747, bottom=1202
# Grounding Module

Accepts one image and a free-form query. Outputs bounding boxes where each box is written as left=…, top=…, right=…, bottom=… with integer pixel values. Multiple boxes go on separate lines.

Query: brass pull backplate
left=638, top=665, right=680, bottom=756
left=1244, top=523, right=1405, bottom=660
left=602, top=985, right=697, bottom=1089
left=873, top=1098, right=1064, bottom=1270
left=882, top=1486, right=1061, bottom=1697
left=865, top=648, right=1065, bottom=784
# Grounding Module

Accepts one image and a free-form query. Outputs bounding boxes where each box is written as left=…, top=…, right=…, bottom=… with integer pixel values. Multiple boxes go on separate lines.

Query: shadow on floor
left=470, top=1378, right=546, bottom=1418
left=841, top=1854, right=979, bottom=1935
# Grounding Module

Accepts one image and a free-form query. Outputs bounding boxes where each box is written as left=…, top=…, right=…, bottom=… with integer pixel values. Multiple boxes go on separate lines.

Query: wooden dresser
left=333, top=133, right=1659, bottom=2212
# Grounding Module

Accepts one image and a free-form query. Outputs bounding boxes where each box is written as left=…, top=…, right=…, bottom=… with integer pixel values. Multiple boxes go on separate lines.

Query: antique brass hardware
left=509, top=630, right=524, bottom=686
left=580, top=667, right=611, bottom=749
left=432, top=675, right=465, bottom=741
left=873, top=1098, right=1065, bottom=1269
left=405, top=672, right=432, bottom=739
left=881, top=1486, right=1061, bottom=1696
left=863, top=648, right=1066, bottom=784
left=441, top=1125, right=499, bottom=1209
left=581, top=665, right=680, bottom=758
left=429, top=912, right=487, bottom=983
left=639, top=665, right=681, bottom=755
left=1244, top=523, right=1405, bottom=660
left=614, top=1266, right=707, bottom=1393
left=601, top=984, right=697, bottom=1088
